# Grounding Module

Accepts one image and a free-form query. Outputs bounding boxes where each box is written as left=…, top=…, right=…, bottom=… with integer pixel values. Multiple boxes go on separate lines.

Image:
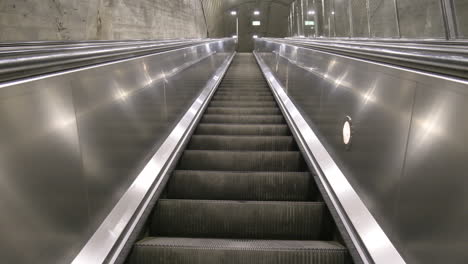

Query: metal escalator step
left=201, top=114, right=285, bottom=124
left=215, top=91, right=272, bottom=96
left=205, top=107, right=281, bottom=115
left=129, top=237, right=348, bottom=264
left=209, top=100, right=277, bottom=107
left=167, top=170, right=313, bottom=201
left=187, top=135, right=297, bottom=151
left=217, top=88, right=270, bottom=92
left=177, top=150, right=307, bottom=171
left=151, top=199, right=329, bottom=240
left=195, top=124, right=291, bottom=136
left=212, top=95, right=274, bottom=101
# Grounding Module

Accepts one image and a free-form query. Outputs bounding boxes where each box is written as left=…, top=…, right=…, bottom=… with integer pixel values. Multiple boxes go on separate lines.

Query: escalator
left=127, top=53, right=350, bottom=264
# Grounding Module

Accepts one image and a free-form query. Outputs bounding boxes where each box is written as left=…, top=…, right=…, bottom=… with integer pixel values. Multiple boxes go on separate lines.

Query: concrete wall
left=0, top=0, right=208, bottom=41
left=201, top=0, right=225, bottom=38
left=216, top=0, right=293, bottom=52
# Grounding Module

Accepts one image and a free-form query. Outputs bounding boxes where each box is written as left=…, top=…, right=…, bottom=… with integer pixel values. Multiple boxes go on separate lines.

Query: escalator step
left=195, top=124, right=291, bottom=136
left=209, top=100, right=277, bottom=107
left=201, top=114, right=285, bottom=124
left=212, top=95, right=274, bottom=101
left=187, top=135, right=297, bottom=151
left=128, top=237, right=348, bottom=264
left=217, top=88, right=270, bottom=92
left=177, top=150, right=307, bottom=171
left=215, top=91, right=272, bottom=96
left=167, top=171, right=313, bottom=201
left=205, top=107, right=281, bottom=115
left=151, top=199, right=329, bottom=240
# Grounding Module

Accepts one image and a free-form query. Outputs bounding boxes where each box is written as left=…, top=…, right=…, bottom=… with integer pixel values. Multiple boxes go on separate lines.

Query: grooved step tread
left=209, top=100, right=277, bottom=107
left=205, top=107, right=281, bottom=115
left=212, top=95, right=274, bottom=101
left=195, top=124, right=291, bottom=136
left=151, top=199, right=328, bottom=240
left=167, top=170, right=314, bottom=201
left=187, top=135, right=297, bottom=151
left=129, top=237, right=348, bottom=264
left=201, top=114, right=285, bottom=124
left=178, top=150, right=307, bottom=171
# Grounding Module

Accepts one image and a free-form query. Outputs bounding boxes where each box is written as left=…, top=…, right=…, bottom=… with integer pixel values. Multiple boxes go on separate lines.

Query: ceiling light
left=254, top=10, right=260, bottom=15
left=230, top=11, right=237, bottom=15
left=252, top=21, right=261, bottom=26
left=308, top=10, right=315, bottom=15
left=253, top=35, right=258, bottom=38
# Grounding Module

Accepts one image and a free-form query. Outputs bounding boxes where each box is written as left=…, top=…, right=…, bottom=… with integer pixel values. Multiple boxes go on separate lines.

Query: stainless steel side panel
left=255, top=39, right=468, bottom=263
left=0, top=39, right=235, bottom=264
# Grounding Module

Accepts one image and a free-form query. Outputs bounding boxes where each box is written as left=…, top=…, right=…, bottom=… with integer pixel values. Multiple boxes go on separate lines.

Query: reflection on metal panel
left=398, top=80, right=468, bottom=264
left=255, top=38, right=468, bottom=263
left=0, top=39, right=235, bottom=264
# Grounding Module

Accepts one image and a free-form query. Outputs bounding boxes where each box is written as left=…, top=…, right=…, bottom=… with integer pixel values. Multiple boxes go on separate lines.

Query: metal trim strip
left=254, top=51, right=406, bottom=264
left=71, top=52, right=236, bottom=264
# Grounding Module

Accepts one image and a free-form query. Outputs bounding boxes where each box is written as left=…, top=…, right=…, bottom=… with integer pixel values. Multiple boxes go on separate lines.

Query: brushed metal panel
left=397, top=81, right=468, bottom=263
left=0, top=78, right=89, bottom=263
left=282, top=42, right=416, bottom=243
left=71, top=43, right=233, bottom=234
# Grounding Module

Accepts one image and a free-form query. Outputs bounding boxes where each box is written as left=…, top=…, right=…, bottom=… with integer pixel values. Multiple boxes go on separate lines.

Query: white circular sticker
left=343, top=120, right=351, bottom=145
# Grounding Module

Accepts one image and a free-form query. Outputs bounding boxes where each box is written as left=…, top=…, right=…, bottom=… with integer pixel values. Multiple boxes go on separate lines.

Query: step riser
left=201, top=115, right=285, bottom=124
left=167, top=171, right=313, bottom=201
left=152, top=200, right=328, bottom=240
left=178, top=151, right=307, bottom=171
left=205, top=107, right=281, bottom=115
left=209, top=101, right=277, bottom=107
left=195, top=124, right=291, bottom=136
left=187, top=136, right=297, bottom=151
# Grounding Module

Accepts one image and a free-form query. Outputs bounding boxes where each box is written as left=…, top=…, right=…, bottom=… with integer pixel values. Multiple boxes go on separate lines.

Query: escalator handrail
left=0, top=38, right=225, bottom=83
left=266, top=38, right=468, bottom=79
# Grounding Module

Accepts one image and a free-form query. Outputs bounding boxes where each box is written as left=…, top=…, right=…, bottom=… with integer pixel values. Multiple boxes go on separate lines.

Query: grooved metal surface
left=167, top=171, right=313, bottom=200
left=152, top=199, right=327, bottom=240
left=130, top=238, right=347, bottom=264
